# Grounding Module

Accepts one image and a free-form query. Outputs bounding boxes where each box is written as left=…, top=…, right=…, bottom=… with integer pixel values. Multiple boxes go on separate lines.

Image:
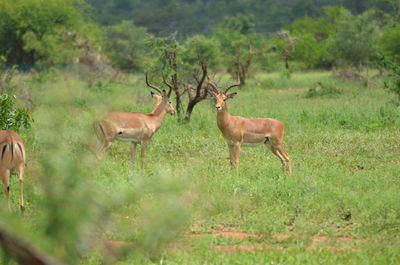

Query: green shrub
left=0, top=93, right=32, bottom=131
left=381, top=57, right=400, bottom=102
left=305, top=81, right=342, bottom=98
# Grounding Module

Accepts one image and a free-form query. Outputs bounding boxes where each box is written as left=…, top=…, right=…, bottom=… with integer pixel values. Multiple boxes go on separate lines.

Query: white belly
left=115, top=128, right=144, bottom=143
left=226, top=140, right=265, bottom=147
left=241, top=141, right=264, bottom=147
left=116, top=137, right=140, bottom=143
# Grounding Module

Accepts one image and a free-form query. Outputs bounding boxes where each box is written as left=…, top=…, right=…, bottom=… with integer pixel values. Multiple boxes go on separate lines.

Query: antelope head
left=207, top=75, right=241, bottom=112
left=146, top=73, right=176, bottom=115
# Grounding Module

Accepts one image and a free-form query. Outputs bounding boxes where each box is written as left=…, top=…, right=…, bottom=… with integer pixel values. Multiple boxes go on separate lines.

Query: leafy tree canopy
left=0, top=0, right=100, bottom=66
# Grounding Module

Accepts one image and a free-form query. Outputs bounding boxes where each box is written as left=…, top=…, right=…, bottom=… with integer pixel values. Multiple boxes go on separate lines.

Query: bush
left=305, top=82, right=342, bottom=98
left=380, top=25, right=400, bottom=64
left=0, top=94, right=33, bottom=131
left=381, top=57, right=400, bottom=102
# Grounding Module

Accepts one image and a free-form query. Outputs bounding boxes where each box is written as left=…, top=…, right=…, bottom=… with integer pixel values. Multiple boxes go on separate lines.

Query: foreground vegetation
left=0, top=70, right=399, bottom=264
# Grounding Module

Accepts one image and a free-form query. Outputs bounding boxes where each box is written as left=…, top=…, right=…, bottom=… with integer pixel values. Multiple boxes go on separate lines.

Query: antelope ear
left=150, top=91, right=155, bottom=97
left=227, top=92, right=237, bottom=99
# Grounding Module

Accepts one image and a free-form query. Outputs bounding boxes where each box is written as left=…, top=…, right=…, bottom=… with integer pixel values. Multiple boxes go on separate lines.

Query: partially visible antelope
left=0, top=130, right=26, bottom=210
left=208, top=78, right=292, bottom=174
left=94, top=74, right=176, bottom=166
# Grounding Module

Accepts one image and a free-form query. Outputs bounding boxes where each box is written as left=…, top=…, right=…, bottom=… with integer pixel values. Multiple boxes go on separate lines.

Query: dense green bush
left=380, top=25, right=400, bottom=63
left=381, top=57, right=400, bottom=102
left=305, top=82, right=342, bottom=98
left=0, top=94, right=32, bottom=131
left=0, top=0, right=101, bottom=66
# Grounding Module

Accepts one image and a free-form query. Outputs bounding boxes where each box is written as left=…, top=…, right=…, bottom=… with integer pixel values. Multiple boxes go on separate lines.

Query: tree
left=147, top=36, right=185, bottom=118
left=104, top=20, right=150, bottom=71
left=292, top=33, right=324, bottom=69
left=380, top=25, right=400, bottom=63
left=213, top=15, right=256, bottom=84
left=274, top=31, right=297, bottom=70
left=330, top=9, right=382, bottom=68
left=180, top=35, right=221, bottom=122
left=0, top=0, right=100, bottom=66
left=147, top=34, right=222, bottom=122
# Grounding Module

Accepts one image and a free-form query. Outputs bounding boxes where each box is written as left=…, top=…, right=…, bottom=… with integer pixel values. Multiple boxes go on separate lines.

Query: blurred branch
left=0, top=226, right=69, bottom=265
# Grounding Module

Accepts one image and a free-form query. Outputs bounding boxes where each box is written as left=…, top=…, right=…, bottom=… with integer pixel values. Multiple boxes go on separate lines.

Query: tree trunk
left=175, top=89, right=183, bottom=119
left=183, top=99, right=199, bottom=123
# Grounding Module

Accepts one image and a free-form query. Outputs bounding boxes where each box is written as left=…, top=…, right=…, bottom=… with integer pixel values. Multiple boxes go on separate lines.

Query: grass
left=1, top=70, right=399, bottom=264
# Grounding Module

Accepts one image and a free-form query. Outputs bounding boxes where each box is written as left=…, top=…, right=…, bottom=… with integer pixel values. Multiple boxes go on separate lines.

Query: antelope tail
left=0, top=142, right=25, bottom=163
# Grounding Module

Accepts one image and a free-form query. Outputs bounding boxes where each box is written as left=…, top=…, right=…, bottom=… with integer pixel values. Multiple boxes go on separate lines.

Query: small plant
left=305, top=81, right=342, bottom=98
left=0, top=93, right=33, bottom=131
left=280, top=68, right=291, bottom=79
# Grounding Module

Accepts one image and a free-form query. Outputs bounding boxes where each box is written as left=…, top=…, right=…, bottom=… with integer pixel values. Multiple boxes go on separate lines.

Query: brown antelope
left=0, top=130, right=26, bottom=210
left=94, top=74, right=176, bottom=166
left=208, top=78, right=292, bottom=174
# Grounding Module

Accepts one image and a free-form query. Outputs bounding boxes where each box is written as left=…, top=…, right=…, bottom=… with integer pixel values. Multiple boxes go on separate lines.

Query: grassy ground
left=1, top=70, right=399, bottom=264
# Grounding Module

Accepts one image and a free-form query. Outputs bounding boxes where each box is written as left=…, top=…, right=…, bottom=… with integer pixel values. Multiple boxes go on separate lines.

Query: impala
left=0, top=130, right=26, bottom=210
left=208, top=78, right=292, bottom=174
left=94, top=74, right=176, bottom=166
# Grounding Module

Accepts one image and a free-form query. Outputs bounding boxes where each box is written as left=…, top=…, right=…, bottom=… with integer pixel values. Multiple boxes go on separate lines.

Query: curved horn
left=145, top=73, right=163, bottom=94
left=162, top=74, right=173, bottom=97
left=207, top=80, right=220, bottom=93
left=207, top=75, right=220, bottom=93
left=224, top=74, right=241, bottom=93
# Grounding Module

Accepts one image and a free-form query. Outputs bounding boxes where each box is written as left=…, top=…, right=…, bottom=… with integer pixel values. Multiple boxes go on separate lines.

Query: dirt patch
left=312, top=235, right=365, bottom=243
left=187, top=224, right=259, bottom=239
left=103, top=223, right=365, bottom=255
left=214, top=231, right=259, bottom=239
left=186, top=231, right=260, bottom=239
left=215, top=245, right=275, bottom=252
left=306, top=247, right=360, bottom=252
left=272, top=234, right=292, bottom=240
left=104, top=240, right=133, bottom=255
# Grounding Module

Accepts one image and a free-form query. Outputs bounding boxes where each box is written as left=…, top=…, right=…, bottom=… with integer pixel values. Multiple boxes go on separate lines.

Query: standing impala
left=94, top=74, right=176, bottom=166
left=0, top=130, right=26, bottom=210
left=208, top=78, right=292, bottom=174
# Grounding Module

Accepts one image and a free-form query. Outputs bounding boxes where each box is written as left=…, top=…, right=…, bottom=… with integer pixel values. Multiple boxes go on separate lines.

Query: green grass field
left=1, top=71, right=399, bottom=265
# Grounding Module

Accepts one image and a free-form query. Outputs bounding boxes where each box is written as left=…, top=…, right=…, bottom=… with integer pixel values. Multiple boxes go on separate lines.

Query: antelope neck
left=149, top=101, right=167, bottom=128
left=216, top=106, right=231, bottom=127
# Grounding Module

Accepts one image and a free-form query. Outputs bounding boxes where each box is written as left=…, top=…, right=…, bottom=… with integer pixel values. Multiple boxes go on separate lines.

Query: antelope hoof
left=20, top=205, right=25, bottom=212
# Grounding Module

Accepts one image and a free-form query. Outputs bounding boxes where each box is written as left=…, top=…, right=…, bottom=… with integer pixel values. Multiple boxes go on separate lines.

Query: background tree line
left=1, top=0, right=399, bottom=120
left=1, top=0, right=398, bottom=69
